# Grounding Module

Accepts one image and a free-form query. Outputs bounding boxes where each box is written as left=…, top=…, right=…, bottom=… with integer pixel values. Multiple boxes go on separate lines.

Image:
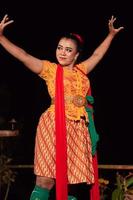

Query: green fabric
left=30, top=186, right=77, bottom=200
left=68, top=195, right=77, bottom=200
left=85, top=95, right=99, bottom=156
left=30, top=185, right=49, bottom=200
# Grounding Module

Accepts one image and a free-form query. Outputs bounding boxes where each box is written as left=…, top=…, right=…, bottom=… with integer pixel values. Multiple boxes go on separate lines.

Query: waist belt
left=52, top=95, right=87, bottom=107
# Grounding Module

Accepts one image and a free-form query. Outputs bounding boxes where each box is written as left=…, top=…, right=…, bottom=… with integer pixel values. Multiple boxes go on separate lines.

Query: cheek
left=56, top=50, right=59, bottom=57
left=68, top=53, right=76, bottom=60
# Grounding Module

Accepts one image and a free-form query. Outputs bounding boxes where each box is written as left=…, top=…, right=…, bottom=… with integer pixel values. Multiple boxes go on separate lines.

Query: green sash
left=85, top=95, right=99, bottom=156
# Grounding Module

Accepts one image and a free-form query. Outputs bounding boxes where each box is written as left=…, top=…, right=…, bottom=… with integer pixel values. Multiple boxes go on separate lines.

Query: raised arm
left=0, top=14, right=43, bottom=74
left=82, top=16, right=124, bottom=74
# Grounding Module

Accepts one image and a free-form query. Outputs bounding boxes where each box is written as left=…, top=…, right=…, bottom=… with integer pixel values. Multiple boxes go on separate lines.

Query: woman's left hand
left=108, top=15, right=124, bottom=37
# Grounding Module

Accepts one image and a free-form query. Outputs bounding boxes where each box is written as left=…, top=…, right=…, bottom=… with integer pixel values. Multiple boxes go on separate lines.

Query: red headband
left=71, top=33, right=84, bottom=44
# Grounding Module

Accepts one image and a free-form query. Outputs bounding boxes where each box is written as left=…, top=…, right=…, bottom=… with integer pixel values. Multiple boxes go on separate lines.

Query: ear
left=74, top=52, right=79, bottom=60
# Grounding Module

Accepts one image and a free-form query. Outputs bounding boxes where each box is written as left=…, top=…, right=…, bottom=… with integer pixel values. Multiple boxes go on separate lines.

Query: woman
left=0, top=14, right=124, bottom=200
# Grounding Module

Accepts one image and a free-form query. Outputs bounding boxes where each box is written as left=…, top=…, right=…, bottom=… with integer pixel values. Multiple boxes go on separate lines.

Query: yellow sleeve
left=38, top=60, right=56, bottom=80
left=76, top=62, right=88, bottom=75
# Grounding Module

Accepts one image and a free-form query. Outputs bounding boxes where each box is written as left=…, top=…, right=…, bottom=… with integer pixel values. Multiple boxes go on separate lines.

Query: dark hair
left=60, top=32, right=84, bottom=53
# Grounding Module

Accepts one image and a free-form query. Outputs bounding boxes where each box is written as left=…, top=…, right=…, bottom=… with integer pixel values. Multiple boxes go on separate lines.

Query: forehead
left=58, top=37, right=77, bottom=48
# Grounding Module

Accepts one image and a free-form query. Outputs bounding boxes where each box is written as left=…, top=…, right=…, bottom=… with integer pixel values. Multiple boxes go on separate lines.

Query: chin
left=58, top=61, right=68, bottom=66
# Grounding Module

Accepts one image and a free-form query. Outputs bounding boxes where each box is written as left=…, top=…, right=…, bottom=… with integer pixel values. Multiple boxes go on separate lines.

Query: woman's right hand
left=0, top=14, right=42, bottom=74
left=0, top=14, right=14, bottom=36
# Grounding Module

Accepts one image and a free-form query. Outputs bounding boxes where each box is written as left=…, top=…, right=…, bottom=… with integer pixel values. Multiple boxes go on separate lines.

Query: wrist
left=108, top=32, right=115, bottom=40
left=0, top=35, right=5, bottom=43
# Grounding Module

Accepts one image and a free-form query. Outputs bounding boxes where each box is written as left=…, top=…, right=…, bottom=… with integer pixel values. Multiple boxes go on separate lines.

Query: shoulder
left=42, top=60, right=57, bottom=70
left=76, top=62, right=88, bottom=75
left=39, top=60, right=57, bottom=78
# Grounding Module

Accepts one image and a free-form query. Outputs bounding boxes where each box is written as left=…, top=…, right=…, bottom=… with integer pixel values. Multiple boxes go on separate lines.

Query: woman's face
left=56, top=37, right=79, bottom=67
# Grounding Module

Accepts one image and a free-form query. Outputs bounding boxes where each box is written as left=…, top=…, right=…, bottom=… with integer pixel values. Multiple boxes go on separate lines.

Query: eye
left=57, top=46, right=62, bottom=50
left=66, top=48, right=72, bottom=53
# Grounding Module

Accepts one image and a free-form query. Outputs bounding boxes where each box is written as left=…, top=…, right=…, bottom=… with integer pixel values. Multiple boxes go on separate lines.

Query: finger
left=1, top=14, right=8, bottom=23
left=109, top=15, right=114, bottom=22
left=4, top=20, right=14, bottom=27
left=112, top=17, right=116, bottom=23
left=5, top=16, right=9, bottom=21
left=108, top=20, right=113, bottom=27
left=111, top=15, right=114, bottom=20
left=108, top=19, right=112, bottom=25
left=110, top=15, right=116, bottom=23
left=117, top=26, right=124, bottom=32
left=110, top=16, right=116, bottom=23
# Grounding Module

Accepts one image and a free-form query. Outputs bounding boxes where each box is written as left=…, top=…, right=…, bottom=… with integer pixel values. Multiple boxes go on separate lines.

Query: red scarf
left=55, top=64, right=68, bottom=200
left=90, top=154, right=100, bottom=200
left=55, top=64, right=100, bottom=200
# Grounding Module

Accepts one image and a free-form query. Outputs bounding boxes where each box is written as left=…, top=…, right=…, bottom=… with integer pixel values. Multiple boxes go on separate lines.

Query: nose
left=61, top=48, right=66, bottom=55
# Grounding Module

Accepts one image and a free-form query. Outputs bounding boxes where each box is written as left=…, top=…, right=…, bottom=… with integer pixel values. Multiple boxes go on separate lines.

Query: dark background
left=0, top=0, right=132, bottom=199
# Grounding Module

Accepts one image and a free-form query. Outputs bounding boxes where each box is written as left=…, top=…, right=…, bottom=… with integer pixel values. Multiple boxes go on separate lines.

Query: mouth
left=58, top=56, right=67, bottom=61
left=59, top=56, right=66, bottom=59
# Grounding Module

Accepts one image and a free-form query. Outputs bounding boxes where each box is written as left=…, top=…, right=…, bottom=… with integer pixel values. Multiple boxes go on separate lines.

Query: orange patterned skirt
left=34, top=110, right=94, bottom=184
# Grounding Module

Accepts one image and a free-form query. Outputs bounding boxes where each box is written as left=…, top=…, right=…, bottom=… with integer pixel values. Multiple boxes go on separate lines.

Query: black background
left=0, top=0, right=132, bottom=199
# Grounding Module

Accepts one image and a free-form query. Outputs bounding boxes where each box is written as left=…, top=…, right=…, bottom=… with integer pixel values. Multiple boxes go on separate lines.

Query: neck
left=60, top=63, right=75, bottom=70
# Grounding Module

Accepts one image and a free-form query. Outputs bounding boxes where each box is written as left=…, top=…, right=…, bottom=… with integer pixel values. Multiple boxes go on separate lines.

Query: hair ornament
left=71, top=33, right=84, bottom=44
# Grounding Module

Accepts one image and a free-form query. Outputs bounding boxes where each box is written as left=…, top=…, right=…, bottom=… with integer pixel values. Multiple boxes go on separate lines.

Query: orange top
left=39, top=60, right=90, bottom=121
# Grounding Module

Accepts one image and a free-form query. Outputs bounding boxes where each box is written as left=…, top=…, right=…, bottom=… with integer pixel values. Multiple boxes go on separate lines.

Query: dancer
left=0, top=14, right=124, bottom=200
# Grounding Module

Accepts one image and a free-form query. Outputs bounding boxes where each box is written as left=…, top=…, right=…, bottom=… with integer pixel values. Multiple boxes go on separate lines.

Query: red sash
left=55, top=64, right=68, bottom=200
left=55, top=64, right=100, bottom=200
left=76, top=67, right=100, bottom=200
